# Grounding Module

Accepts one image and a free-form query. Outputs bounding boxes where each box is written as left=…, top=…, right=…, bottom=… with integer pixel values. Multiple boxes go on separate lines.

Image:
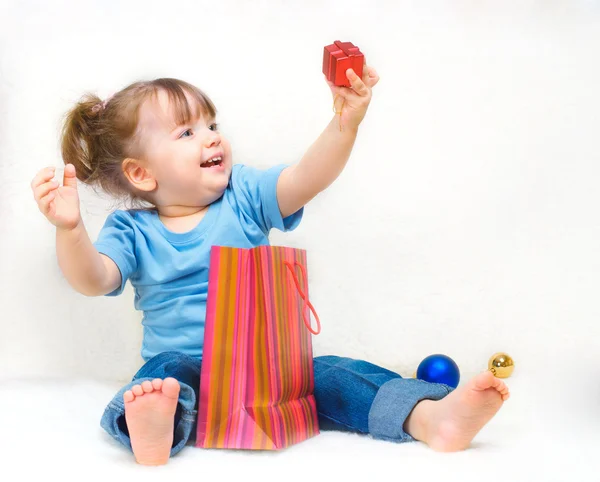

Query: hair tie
left=91, top=93, right=115, bottom=114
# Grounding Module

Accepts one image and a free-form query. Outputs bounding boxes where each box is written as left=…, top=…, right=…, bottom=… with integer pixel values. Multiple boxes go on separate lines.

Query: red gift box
left=323, top=41, right=364, bottom=87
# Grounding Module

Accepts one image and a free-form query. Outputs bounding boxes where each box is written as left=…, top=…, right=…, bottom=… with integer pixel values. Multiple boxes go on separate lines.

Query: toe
left=496, top=381, right=510, bottom=397
left=132, top=384, right=144, bottom=396
left=472, top=371, right=496, bottom=391
left=123, top=390, right=135, bottom=403
left=141, top=381, right=154, bottom=393
left=161, top=377, right=181, bottom=399
left=152, top=379, right=163, bottom=390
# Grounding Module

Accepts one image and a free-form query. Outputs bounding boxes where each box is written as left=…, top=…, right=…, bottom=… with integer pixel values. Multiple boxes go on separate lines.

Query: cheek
left=171, top=146, right=201, bottom=172
left=157, top=159, right=190, bottom=184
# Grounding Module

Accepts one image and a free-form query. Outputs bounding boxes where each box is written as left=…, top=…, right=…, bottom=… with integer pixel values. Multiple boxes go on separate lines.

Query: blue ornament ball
left=416, top=354, right=460, bottom=388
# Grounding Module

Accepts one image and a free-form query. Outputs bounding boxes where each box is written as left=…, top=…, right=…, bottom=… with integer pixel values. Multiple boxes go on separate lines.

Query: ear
left=122, top=158, right=157, bottom=192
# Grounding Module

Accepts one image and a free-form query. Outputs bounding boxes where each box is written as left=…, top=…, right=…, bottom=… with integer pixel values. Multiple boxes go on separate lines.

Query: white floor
left=1, top=371, right=598, bottom=482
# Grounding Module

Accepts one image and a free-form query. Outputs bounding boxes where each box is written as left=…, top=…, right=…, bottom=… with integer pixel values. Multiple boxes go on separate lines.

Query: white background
left=1, top=0, right=599, bottom=458
left=1, top=0, right=600, bottom=479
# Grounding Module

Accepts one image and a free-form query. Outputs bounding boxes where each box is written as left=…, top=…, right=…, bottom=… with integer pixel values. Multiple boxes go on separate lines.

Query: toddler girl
left=31, top=68, right=509, bottom=466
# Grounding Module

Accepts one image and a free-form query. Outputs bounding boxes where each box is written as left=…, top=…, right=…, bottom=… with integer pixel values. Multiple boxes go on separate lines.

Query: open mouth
left=200, top=156, right=223, bottom=168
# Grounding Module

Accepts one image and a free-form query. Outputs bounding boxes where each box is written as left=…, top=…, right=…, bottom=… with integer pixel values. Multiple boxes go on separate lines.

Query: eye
left=209, top=123, right=219, bottom=131
left=179, top=129, right=193, bottom=139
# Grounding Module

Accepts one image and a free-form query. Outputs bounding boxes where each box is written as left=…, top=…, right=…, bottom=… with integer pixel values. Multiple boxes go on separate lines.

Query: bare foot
left=405, top=371, right=510, bottom=452
left=123, top=377, right=180, bottom=465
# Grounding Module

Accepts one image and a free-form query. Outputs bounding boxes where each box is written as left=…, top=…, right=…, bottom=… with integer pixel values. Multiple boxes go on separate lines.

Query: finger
left=328, top=74, right=361, bottom=99
left=33, top=180, right=59, bottom=202
left=364, top=66, right=380, bottom=88
left=329, top=82, right=358, bottom=101
left=328, top=82, right=344, bottom=97
left=361, top=59, right=369, bottom=82
left=63, top=163, right=78, bottom=189
left=39, top=190, right=57, bottom=214
left=327, top=75, right=360, bottom=97
left=326, top=77, right=344, bottom=95
left=346, top=69, right=369, bottom=97
left=31, top=167, right=56, bottom=190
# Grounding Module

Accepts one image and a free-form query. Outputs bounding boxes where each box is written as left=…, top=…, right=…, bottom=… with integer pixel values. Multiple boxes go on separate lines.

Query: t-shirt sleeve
left=231, top=164, right=303, bottom=234
left=93, top=210, right=137, bottom=297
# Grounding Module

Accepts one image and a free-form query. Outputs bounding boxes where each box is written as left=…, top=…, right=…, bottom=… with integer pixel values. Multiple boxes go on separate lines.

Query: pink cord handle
left=284, top=261, right=321, bottom=335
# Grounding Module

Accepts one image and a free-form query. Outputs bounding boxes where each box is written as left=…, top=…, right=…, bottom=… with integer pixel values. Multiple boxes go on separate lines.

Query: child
left=31, top=68, right=509, bottom=466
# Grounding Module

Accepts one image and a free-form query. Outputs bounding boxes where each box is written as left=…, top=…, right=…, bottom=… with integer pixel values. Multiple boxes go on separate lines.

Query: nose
left=204, top=129, right=221, bottom=148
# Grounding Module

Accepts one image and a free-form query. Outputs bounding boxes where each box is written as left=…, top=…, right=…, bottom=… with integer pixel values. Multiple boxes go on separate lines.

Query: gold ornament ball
left=488, top=353, right=514, bottom=378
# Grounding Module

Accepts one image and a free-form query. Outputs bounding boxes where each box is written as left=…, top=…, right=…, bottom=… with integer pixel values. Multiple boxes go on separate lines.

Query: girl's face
left=136, top=89, right=232, bottom=208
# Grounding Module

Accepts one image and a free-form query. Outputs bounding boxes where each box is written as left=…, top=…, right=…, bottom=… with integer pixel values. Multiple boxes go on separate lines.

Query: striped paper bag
left=196, top=245, right=321, bottom=450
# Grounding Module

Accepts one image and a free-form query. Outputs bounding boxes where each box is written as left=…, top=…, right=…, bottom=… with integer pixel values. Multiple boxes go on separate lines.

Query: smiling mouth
left=200, top=156, right=223, bottom=168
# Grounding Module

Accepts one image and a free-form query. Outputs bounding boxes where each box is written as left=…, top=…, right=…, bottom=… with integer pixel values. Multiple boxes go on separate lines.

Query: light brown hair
left=61, top=78, right=217, bottom=205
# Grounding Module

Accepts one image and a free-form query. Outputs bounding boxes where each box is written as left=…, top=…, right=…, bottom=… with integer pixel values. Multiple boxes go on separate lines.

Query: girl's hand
left=31, top=164, right=82, bottom=231
left=327, top=63, right=380, bottom=131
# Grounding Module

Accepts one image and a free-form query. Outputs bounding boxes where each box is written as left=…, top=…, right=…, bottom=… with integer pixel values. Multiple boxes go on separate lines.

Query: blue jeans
left=101, top=352, right=453, bottom=456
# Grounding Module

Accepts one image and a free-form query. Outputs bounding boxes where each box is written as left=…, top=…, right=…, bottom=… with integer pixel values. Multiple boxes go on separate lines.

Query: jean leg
left=314, top=355, right=453, bottom=443
left=100, top=351, right=201, bottom=456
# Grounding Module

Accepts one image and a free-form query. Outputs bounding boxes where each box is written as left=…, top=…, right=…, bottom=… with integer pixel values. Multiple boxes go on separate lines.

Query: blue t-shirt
left=93, top=164, right=302, bottom=361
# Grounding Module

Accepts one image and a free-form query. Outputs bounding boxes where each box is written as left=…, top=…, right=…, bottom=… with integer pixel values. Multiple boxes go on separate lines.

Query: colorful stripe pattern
left=196, top=245, right=320, bottom=450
